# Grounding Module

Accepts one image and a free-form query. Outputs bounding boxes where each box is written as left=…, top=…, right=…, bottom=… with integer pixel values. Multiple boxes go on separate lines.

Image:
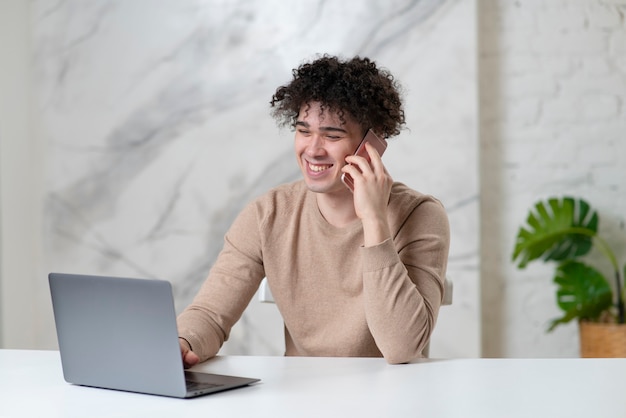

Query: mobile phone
left=341, top=129, right=388, bottom=191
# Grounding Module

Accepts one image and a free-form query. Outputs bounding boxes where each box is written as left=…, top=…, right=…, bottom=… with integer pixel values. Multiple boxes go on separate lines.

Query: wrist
left=361, top=216, right=391, bottom=247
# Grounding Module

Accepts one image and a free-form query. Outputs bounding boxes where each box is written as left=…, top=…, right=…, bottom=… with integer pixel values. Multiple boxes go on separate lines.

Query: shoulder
left=388, top=182, right=448, bottom=227
left=254, top=180, right=307, bottom=207
left=247, top=180, right=309, bottom=221
left=229, top=181, right=308, bottom=238
left=389, top=182, right=445, bottom=210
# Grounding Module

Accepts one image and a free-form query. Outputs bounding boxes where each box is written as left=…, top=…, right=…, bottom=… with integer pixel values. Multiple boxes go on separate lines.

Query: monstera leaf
left=512, top=197, right=598, bottom=268
left=547, top=261, right=613, bottom=331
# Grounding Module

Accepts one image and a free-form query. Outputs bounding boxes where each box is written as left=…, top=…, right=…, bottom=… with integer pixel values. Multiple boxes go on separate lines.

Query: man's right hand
left=179, top=337, right=200, bottom=369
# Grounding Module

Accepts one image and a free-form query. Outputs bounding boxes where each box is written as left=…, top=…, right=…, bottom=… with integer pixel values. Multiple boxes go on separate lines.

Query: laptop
left=49, top=272, right=260, bottom=398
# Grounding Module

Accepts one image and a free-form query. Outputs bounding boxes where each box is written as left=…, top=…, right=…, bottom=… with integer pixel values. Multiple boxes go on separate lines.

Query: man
left=177, top=55, right=450, bottom=365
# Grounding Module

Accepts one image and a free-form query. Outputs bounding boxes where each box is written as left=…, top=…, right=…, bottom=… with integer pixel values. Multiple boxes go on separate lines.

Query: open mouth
left=308, top=162, right=333, bottom=173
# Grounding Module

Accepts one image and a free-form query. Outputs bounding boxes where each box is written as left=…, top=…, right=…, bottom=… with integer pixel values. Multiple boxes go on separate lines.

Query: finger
left=364, top=141, right=382, bottom=159
left=345, top=152, right=376, bottom=176
left=344, top=154, right=369, bottom=169
left=342, top=162, right=370, bottom=188
left=183, top=351, right=200, bottom=369
left=364, top=142, right=385, bottom=173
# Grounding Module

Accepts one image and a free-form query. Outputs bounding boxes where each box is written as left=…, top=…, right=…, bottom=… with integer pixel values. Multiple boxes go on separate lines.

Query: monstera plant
left=512, top=196, right=625, bottom=332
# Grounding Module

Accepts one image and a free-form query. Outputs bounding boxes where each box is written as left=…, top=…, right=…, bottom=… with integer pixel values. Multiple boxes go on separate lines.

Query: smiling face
left=294, top=102, right=365, bottom=194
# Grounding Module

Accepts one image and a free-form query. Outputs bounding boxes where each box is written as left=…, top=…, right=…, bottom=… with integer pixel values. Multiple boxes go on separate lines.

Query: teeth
left=309, top=163, right=331, bottom=172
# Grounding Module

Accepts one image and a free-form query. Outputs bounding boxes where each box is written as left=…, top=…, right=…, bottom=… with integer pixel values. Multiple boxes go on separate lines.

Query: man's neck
left=315, top=190, right=359, bottom=228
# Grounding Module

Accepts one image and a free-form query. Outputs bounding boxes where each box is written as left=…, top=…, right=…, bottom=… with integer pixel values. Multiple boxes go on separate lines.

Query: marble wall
left=34, top=0, right=478, bottom=357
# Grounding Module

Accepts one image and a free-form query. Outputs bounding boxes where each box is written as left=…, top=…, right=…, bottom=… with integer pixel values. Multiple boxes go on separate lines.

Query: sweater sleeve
left=361, top=198, right=450, bottom=364
left=176, top=200, right=265, bottom=362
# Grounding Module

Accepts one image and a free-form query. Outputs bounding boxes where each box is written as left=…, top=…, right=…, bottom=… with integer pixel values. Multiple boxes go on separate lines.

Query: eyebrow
left=295, top=121, right=348, bottom=134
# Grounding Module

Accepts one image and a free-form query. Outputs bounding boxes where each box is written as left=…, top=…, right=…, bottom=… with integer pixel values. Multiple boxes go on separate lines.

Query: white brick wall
left=480, top=0, right=626, bottom=357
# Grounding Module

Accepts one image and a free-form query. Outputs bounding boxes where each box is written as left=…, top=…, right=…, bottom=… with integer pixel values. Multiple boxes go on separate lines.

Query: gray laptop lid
left=49, top=273, right=259, bottom=398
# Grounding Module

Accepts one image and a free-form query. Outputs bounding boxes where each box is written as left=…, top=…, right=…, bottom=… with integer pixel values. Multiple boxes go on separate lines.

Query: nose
left=305, top=134, right=325, bottom=157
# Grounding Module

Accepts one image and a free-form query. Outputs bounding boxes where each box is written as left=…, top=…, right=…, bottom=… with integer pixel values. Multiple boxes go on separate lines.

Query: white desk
left=1, top=350, right=624, bottom=418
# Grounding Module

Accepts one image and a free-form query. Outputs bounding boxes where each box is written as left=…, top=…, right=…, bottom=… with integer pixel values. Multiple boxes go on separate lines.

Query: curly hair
left=270, top=55, right=406, bottom=138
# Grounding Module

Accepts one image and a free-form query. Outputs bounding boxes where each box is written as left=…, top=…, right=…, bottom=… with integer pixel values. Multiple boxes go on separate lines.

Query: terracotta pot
left=579, top=320, right=626, bottom=358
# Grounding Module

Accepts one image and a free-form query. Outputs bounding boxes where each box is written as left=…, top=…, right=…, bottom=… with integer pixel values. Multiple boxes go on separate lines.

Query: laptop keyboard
left=186, top=380, right=224, bottom=391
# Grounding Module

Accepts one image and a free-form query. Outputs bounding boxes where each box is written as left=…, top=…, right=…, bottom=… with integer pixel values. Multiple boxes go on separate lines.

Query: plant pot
left=579, top=321, right=626, bottom=358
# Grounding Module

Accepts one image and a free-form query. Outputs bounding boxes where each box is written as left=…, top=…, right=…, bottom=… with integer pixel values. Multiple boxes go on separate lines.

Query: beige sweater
left=177, top=180, right=450, bottom=364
